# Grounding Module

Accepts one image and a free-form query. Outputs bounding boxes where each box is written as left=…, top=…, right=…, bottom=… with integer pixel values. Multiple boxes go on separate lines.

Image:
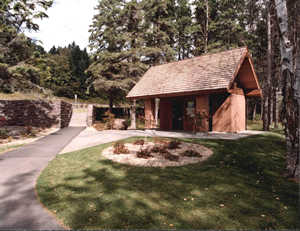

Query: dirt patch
left=102, top=140, right=213, bottom=167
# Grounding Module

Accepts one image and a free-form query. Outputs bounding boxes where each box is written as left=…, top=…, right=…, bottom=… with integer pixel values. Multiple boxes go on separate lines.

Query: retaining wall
left=0, top=100, right=72, bottom=128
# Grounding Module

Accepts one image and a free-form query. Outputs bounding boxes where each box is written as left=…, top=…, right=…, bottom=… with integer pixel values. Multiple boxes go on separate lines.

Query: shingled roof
left=127, top=47, right=258, bottom=99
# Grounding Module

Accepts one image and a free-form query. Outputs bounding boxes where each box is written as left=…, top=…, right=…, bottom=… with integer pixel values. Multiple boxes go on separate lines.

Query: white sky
left=27, top=0, right=98, bottom=52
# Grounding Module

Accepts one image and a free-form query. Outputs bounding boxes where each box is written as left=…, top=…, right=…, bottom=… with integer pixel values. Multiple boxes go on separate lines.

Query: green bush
left=0, top=129, right=9, bottom=139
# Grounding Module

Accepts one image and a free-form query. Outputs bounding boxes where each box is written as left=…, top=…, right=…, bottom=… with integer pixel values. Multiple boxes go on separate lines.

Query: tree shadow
left=37, top=135, right=300, bottom=229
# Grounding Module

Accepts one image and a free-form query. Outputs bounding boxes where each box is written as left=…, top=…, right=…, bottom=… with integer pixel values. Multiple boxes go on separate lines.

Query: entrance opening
left=171, top=99, right=184, bottom=130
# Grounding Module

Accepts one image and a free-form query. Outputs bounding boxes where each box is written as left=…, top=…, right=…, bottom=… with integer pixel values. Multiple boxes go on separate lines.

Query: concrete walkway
left=60, top=128, right=265, bottom=154
left=0, top=127, right=85, bottom=230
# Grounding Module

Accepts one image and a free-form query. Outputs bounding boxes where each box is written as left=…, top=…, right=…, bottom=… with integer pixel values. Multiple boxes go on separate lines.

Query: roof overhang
left=126, top=88, right=228, bottom=100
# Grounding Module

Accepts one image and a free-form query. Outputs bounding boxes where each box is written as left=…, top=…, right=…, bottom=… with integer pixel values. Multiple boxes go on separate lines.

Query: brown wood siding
left=144, top=99, right=155, bottom=129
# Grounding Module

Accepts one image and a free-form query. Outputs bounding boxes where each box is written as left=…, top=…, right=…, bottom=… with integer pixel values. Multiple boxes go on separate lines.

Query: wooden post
left=129, top=99, right=136, bottom=129
left=155, top=98, right=160, bottom=128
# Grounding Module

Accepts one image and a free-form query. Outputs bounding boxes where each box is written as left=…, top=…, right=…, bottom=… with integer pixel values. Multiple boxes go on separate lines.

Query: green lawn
left=36, top=134, right=299, bottom=229
left=247, top=120, right=284, bottom=135
left=0, top=144, right=24, bottom=155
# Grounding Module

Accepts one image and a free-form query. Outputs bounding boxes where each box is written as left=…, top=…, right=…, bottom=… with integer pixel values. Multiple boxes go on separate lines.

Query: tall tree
left=275, top=0, right=299, bottom=178
left=174, top=0, right=193, bottom=59
left=142, top=0, right=176, bottom=64
left=88, top=0, right=147, bottom=110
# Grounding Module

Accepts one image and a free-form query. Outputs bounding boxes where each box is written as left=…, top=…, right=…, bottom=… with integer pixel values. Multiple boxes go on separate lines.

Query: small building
left=126, top=47, right=262, bottom=132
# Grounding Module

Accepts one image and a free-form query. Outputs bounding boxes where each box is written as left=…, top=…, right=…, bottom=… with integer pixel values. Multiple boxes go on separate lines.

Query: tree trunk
left=275, top=0, right=300, bottom=178
left=266, top=4, right=273, bottom=129
left=273, top=88, right=278, bottom=128
left=109, top=97, right=113, bottom=113
left=263, top=93, right=269, bottom=130
left=204, top=0, right=209, bottom=53
left=252, top=101, right=257, bottom=120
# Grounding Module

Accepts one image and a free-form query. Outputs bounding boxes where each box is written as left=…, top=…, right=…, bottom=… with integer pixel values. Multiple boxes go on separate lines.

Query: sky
left=27, top=0, right=98, bottom=52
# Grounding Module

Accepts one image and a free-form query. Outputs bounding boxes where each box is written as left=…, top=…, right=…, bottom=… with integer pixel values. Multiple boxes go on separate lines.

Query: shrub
left=166, top=140, right=181, bottom=149
left=113, top=142, right=129, bottom=154
left=104, top=111, right=115, bottom=129
left=134, top=139, right=145, bottom=146
left=0, top=129, right=9, bottom=139
left=136, top=148, right=153, bottom=159
left=181, top=149, right=202, bottom=157
left=24, top=126, right=36, bottom=137
left=150, top=145, right=162, bottom=153
left=162, top=151, right=179, bottom=161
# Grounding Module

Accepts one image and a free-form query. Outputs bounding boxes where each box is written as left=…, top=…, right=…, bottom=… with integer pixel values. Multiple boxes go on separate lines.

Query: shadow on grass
left=37, top=134, right=299, bottom=230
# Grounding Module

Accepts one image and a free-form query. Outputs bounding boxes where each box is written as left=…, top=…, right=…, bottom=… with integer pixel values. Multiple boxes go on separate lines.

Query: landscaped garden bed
left=36, top=134, right=299, bottom=230
left=102, top=138, right=213, bottom=167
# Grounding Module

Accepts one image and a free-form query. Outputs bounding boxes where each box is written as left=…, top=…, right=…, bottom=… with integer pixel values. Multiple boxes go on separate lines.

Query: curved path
left=0, top=127, right=85, bottom=230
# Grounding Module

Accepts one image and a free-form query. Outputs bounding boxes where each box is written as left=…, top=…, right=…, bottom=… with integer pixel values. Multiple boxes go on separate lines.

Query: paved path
left=60, top=128, right=265, bottom=154
left=0, top=127, right=85, bottom=230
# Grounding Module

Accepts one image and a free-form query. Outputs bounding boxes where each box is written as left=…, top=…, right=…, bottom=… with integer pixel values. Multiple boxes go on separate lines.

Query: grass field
left=36, top=134, right=299, bottom=230
left=0, top=144, right=24, bottom=155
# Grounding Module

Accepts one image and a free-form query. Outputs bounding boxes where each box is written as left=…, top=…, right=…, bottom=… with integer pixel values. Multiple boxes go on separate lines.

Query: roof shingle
left=127, top=47, right=248, bottom=98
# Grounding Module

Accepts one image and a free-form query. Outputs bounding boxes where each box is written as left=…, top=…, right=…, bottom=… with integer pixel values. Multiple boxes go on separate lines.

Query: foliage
left=161, top=151, right=179, bottom=161
left=133, top=139, right=145, bottom=146
left=0, top=129, right=9, bottom=139
left=23, top=126, right=36, bottom=137
left=88, top=0, right=147, bottom=110
left=103, top=111, right=115, bottom=129
left=181, top=149, right=202, bottom=157
left=113, top=141, right=129, bottom=154
left=165, top=140, right=181, bottom=149
left=136, top=147, right=153, bottom=159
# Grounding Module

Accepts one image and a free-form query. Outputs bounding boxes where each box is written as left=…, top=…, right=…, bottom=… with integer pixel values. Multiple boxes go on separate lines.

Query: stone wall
left=60, top=101, right=73, bottom=128
left=0, top=100, right=72, bottom=128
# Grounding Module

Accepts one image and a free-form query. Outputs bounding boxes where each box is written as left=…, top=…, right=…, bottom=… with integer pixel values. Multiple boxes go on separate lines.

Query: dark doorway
left=172, top=99, right=184, bottom=130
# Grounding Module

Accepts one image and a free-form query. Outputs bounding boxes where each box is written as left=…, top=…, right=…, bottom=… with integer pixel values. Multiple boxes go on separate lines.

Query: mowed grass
left=36, top=134, right=299, bottom=229
left=0, top=144, right=24, bottom=155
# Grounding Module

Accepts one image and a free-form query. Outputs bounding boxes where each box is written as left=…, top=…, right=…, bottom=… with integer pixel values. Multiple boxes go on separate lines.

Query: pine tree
left=174, top=0, right=193, bottom=60
left=88, top=0, right=147, bottom=110
left=142, top=0, right=176, bottom=65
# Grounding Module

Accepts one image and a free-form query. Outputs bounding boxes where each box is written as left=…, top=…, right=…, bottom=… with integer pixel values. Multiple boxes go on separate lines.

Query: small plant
left=113, top=142, right=129, bottom=154
left=150, top=145, right=162, bottom=153
left=134, top=139, right=145, bottom=146
left=181, top=149, right=202, bottom=157
left=166, top=140, right=181, bottom=149
left=24, top=126, right=36, bottom=137
left=162, top=150, right=179, bottom=161
left=103, top=111, right=115, bottom=129
left=136, top=148, right=153, bottom=159
left=0, top=129, right=9, bottom=139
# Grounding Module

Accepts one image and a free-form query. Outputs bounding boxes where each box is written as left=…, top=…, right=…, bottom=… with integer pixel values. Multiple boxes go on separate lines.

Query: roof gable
left=127, top=47, right=259, bottom=99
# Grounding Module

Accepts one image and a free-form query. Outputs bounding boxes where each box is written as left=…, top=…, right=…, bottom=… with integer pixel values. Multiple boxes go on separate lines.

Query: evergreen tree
left=174, top=0, right=193, bottom=60
left=88, top=0, right=147, bottom=110
left=142, top=0, right=176, bottom=65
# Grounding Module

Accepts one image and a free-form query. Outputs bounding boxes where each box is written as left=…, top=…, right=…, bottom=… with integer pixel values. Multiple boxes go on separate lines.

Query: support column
left=195, top=95, right=209, bottom=132
left=129, top=99, right=136, bottom=129
left=155, top=98, right=160, bottom=128
left=144, top=98, right=155, bottom=129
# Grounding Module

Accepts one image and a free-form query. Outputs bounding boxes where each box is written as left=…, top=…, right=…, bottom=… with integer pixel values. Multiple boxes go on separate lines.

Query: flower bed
left=102, top=139, right=213, bottom=167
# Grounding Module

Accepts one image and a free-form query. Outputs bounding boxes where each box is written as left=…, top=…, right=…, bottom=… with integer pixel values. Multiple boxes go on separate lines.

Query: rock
left=113, top=119, right=128, bottom=130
